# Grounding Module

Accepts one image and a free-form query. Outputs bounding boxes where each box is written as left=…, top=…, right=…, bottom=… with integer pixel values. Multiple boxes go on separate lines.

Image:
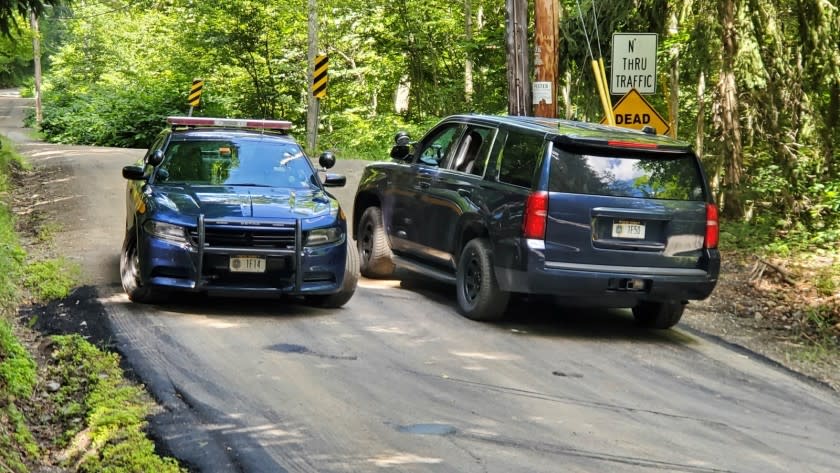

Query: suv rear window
left=548, top=148, right=705, bottom=201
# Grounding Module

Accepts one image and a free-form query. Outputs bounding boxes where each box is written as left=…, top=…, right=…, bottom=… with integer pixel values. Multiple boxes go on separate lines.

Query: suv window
left=418, top=125, right=462, bottom=167
left=497, top=131, right=544, bottom=188
left=446, top=126, right=494, bottom=176
left=548, top=148, right=705, bottom=200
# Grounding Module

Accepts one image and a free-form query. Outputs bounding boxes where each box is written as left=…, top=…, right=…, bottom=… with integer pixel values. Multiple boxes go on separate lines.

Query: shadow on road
left=391, top=274, right=699, bottom=346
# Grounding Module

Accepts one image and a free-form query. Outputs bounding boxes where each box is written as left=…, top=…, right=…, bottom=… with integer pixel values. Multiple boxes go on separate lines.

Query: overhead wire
left=575, top=0, right=614, bottom=125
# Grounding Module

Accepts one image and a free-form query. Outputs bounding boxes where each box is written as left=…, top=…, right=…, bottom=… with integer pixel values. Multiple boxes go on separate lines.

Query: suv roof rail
left=167, top=116, right=292, bottom=131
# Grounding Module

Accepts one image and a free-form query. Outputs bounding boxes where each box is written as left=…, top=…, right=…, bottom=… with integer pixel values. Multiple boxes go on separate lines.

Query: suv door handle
left=457, top=188, right=471, bottom=198
left=418, top=181, right=431, bottom=189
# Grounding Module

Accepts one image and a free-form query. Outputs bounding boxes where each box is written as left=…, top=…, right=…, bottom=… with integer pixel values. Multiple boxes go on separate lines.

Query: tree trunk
left=465, top=0, right=474, bottom=105
left=718, top=0, right=744, bottom=218
left=668, top=12, right=679, bottom=138
left=505, top=0, right=530, bottom=116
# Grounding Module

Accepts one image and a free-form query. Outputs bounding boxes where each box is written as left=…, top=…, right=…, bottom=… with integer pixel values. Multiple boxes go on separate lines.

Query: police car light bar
left=167, top=117, right=292, bottom=130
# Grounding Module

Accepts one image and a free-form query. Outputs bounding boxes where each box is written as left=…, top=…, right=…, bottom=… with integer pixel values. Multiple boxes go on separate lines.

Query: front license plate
left=229, top=256, right=266, bottom=273
left=612, top=220, right=646, bottom=239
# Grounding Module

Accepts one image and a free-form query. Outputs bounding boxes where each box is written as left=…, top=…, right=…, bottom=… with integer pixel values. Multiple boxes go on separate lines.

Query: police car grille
left=189, top=229, right=296, bottom=249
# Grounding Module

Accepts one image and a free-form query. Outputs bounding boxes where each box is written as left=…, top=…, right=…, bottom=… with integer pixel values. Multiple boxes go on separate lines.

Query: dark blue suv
left=120, top=117, right=358, bottom=307
left=353, top=115, right=719, bottom=328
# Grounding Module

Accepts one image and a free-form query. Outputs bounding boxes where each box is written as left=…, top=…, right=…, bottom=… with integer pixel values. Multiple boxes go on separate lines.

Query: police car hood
left=153, top=185, right=334, bottom=219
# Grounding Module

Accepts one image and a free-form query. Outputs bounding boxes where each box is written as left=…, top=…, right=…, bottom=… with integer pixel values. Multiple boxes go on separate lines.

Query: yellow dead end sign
left=601, top=88, right=670, bottom=136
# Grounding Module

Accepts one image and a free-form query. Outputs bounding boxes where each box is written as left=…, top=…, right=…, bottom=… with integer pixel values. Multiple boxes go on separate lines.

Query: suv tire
left=357, top=206, right=395, bottom=278
left=456, top=238, right=510, bottom=321
left=632, top=300, right=685, bottom=329
left=308, top=242, right=360, bottom=308
left=120, top=235, right=160, bottom=304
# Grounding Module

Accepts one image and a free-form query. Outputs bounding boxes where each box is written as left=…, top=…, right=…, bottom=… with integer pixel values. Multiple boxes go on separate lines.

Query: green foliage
left=48, top=335, right=183, bottom=472
left=0, top=319, right=37, bottom=399
left=23, top=257, right=80, bottom=301
left=320, top=113, right=441, bottom=161
left=0, top=404, right=39, bottom=473
left=0, top=138, right=27, bottom=314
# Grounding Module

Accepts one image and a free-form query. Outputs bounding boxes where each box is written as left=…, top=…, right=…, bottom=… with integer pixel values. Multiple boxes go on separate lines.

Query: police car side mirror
left=122, top=165, right=147, bottom=181
left=322, top=173, right=346, bottom=187
left=319, top=151, right=336, bottom=170
left=147, top=150, right=165, bottom=167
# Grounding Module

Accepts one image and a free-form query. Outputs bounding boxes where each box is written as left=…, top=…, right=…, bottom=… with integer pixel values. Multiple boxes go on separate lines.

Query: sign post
left=611, top=33, right=658, bottom=95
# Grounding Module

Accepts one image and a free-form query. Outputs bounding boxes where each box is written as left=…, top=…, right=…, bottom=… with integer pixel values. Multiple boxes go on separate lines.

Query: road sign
left=188, top=79, right=204, bottom=107
left=312, top=54, right=328, bottom=99
left=601, top=88, right=670, bottom=135
left=611, top=33, right=657, bottom=94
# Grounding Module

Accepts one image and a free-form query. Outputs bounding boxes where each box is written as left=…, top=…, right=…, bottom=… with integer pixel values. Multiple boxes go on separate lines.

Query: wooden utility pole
left=305, top=0, right=319, bottom=154
left=505, top=0, right=530, bottom=116
left=533, top=0, right=558, bottom=118
left=30, top=11, right=43, bottom=124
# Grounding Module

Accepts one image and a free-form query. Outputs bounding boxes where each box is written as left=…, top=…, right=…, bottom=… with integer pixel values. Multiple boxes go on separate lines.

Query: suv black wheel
left=357, top=206, right=395, bottom=278
left=120, top=235, right=160, bottom=303
left=308, top=242, right=360, bottom=308
left=632, top=300, right=685, bottom=329
left=456, top=238, right=510, bottom=321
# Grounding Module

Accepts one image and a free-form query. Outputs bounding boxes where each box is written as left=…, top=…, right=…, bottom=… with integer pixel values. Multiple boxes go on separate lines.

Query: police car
left=120, top=117, right=358, bottom=307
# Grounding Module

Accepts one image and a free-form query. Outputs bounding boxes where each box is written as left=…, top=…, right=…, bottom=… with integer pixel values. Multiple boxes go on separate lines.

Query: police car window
left=418, top=125, right=461, bottom=167
left=159, top=140, right=316, bottom=189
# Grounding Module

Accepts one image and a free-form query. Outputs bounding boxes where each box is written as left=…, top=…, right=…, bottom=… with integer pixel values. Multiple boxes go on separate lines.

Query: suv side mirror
left=319, top=151, right=336, bottom=170
left=390, top=131, right=412, bottom=161
left=147, top=149, right=165, bottom=166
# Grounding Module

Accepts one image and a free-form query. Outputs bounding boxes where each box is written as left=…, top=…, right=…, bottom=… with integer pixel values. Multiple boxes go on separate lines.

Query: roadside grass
left=720, top=219, right=840, bottom=362
left=0, top=136, right=183, bottom=472
left=24, top=258, right=81, bottom=301
left=47, top=336, right=182, bottom=472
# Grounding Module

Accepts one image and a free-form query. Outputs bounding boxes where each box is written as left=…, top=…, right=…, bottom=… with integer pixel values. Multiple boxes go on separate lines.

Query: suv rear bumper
left=495, top=242, right=719, bottom=304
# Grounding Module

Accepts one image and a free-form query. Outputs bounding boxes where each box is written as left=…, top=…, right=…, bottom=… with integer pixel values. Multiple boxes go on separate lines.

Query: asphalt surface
left=3, top=91, right=840, bottom=473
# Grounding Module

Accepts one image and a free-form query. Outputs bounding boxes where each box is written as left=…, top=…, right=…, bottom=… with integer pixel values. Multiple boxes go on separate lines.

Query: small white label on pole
left=532, top=81, right=552, bottom=104
left=611, top=33, right=658, bottom=94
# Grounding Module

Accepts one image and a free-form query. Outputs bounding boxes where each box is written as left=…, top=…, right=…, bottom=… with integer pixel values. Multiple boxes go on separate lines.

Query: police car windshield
left=158, top=139, right=316, bottom=189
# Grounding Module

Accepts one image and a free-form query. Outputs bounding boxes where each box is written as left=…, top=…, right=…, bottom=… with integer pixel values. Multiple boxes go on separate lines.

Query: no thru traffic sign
left=601, top=89, right=670, bottom=136
left=611, top=33, right=657, bottom=95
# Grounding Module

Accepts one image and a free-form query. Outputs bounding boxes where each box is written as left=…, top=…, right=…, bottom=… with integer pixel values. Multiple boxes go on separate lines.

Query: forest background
left=2, top=0, right=839, bottom=348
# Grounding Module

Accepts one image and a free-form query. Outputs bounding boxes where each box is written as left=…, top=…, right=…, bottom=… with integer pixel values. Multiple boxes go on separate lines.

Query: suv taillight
left=523, top=191, right=549, bottom=239
left=705, top=203, right=719, bottom=249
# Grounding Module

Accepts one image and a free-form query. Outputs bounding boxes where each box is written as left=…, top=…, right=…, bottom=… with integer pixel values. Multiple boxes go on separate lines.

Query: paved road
left=3, top=92, right=839, bottom=473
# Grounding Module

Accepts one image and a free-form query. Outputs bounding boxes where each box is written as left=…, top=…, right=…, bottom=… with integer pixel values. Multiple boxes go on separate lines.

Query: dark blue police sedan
left=120, top=116, right=358, bottom=307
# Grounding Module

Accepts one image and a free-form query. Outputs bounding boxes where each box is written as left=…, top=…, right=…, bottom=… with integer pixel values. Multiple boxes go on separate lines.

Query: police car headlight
left=305, top=227, right=344, bottom=246
left=144, top=220, right=187, bottom=243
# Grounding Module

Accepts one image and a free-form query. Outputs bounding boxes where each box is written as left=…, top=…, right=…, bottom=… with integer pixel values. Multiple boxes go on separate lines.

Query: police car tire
left=632, top=300, right=685, bottom=329
left=456, top=238, right=509, bottom=321
left=357, top=206, right=395, bottom=278
left=120, top=236, right=159, bottom=304
left=309, top=241, right=360, bottom=308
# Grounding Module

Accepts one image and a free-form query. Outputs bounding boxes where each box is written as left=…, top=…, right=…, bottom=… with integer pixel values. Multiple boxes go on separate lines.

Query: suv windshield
left=548, top=147, right=705, bottom=201
left=158, top=138, right=316, bottom=189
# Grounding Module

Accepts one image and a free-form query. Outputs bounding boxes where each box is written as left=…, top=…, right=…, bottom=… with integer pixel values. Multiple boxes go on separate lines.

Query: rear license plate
left=229, top=256, right=266, bottom=273
left=612, top=220, right=645, bottom=239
